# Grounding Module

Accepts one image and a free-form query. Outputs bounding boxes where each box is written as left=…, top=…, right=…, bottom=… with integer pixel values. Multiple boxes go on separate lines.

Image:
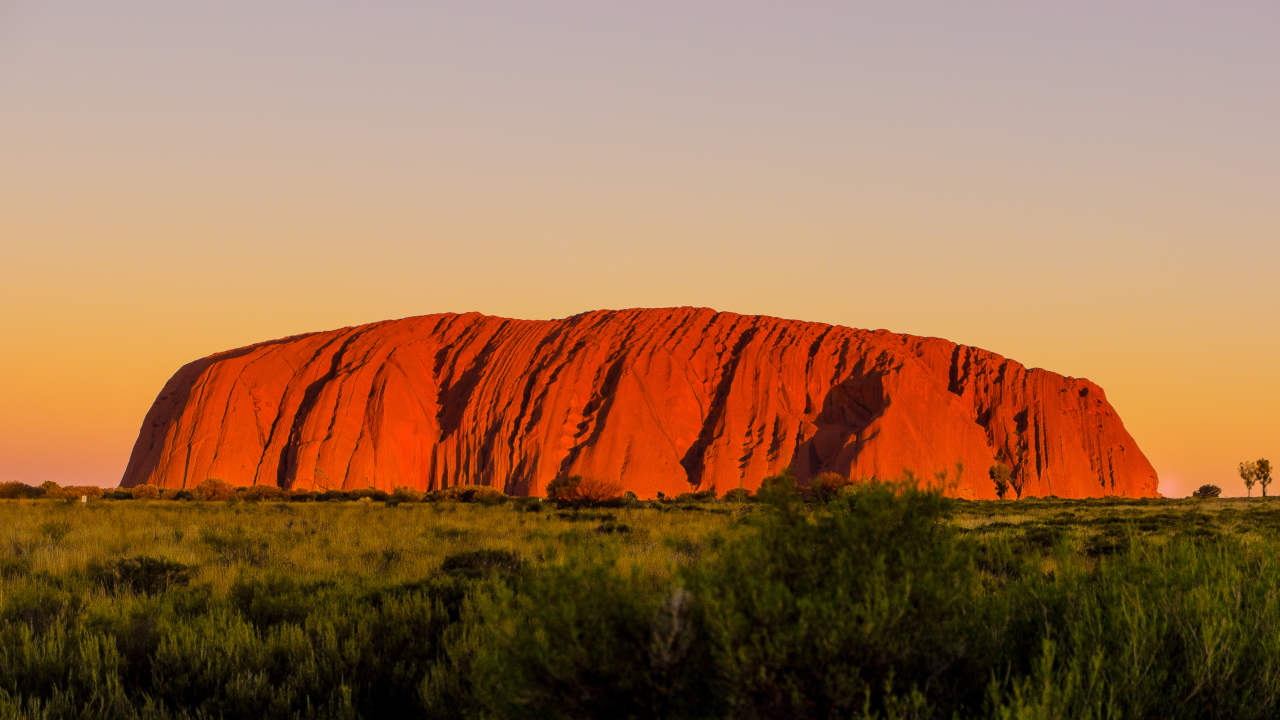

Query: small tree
left=989, top=463, right=1012, bottom=500
left=544, top=474, right=582, bottom=502
left=1258, top=458, right=1274, bottom=498
left=1192, top=484, right=1222, bottom=499
left=1240, top=461, right=1258, bottom=497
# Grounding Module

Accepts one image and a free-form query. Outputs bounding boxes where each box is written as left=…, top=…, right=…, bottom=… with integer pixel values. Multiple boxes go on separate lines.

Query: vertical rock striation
left=121, top=308, right=1159, bottom=498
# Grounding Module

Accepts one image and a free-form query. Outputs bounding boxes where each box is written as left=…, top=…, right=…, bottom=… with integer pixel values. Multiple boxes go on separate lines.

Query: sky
left=2, top=1, right=1277, bottom=497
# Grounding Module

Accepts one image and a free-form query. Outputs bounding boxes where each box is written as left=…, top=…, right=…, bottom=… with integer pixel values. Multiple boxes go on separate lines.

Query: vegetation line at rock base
left=3, top=483, right=1280, bottom=718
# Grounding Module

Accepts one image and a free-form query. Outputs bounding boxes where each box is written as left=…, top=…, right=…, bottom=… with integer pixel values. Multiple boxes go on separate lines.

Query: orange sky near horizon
left=3, top=1, right=1278, bottom=497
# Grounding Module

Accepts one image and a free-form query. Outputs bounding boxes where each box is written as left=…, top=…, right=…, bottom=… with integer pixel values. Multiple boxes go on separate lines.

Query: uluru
left=120, top=308, right=1159, bottom=499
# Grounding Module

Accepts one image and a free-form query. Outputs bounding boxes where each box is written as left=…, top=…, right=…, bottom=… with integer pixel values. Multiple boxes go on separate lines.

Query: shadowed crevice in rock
left=277, top=330, right=368, bottom=490
left=788, top=371, right=889, bottom=479
left=680, top=325, right=759, bottom=491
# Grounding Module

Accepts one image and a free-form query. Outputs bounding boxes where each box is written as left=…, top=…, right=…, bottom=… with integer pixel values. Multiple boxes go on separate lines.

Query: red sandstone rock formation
left=121, top=308, right=1159, bottom=499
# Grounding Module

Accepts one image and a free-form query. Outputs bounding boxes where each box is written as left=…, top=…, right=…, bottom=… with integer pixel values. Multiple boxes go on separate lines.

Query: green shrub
left=2, top=584, right=84, bottom=634
left=38, top=521, right=72, bottom=544
left=990, top=537, right=1280, bottom=718
left=433, top=562, right=716, bottom=718
left=440, top=549, right=522, bottom=580
left=694, top=484, right=1000, bottom=717
left=89, top=556, right=194, bottom=595
left=755, top=470, right=802, bottom=506
left=199, top=526, right=268, bottom=566
left=228, top=574, right=327, bottom=628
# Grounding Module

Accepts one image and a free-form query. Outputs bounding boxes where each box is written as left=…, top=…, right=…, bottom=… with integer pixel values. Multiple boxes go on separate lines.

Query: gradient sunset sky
left=3, top=1, right=1277, bottom=497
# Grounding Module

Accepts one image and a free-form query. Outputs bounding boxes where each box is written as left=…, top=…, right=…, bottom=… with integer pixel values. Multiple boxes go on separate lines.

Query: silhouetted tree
left=1258, top=458, right=1274, bottom=498
left=1192, top=484, right=1222, bottom=499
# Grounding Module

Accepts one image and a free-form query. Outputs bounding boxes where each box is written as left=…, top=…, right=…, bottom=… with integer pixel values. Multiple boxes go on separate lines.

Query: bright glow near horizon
left=3, top=1, right=1278, bottom=497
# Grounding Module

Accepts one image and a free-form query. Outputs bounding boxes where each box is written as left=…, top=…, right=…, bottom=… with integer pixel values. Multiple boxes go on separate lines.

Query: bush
left=545, top=475, right=623, bottom=505
left=238, top=485, right=285, bottom=502
left=694, top=484, right=992, bottom=717
left=349, top=488, right=390, bottom=502
left=199, top=526, right=268, bottom=566
left=440, top=549, right=523, bottom=580
left=1, top=583, right=83, bottom=634
left=193, top=478, right=236, bottom=501
left=434, top=562, right=715, bottom=718
left=89, top=556, right=194, bottom=595
left=433, top=485, right=507, bottom=505
left=721, top=488, right=752, bottom=503
left=577, top=476, right=624, bottom=504
left=0, top=482, right=45, bottom=499
left=129, top=484, right=161, bottom=500
left=229, top=573, right=325, bottom=627
left=62, top=485, right=105, bottom=501
left=512, top=497, right=543, bottom=513
left=544, top=475, right=582, bottom=502
left=806, top=471, right=853, bottom=502
left=1192, top=484, right=1222, bottom=499
left=391, top=486, right=424, bottom=503
left=38, top=521, right=72, bottom=543
left=39, top=481, right=65, bottom=499
left=316, top=489, right=353, bottom=502
left=755, top=471, right=802, bottom=506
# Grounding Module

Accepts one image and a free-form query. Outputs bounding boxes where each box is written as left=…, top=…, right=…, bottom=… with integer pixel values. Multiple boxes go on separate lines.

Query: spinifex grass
left=2, top=492, right=1280, bottom=718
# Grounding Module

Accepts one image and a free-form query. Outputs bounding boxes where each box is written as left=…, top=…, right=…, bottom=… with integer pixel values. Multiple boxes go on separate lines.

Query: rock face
left=121, top=308, right=1159, bottom=499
